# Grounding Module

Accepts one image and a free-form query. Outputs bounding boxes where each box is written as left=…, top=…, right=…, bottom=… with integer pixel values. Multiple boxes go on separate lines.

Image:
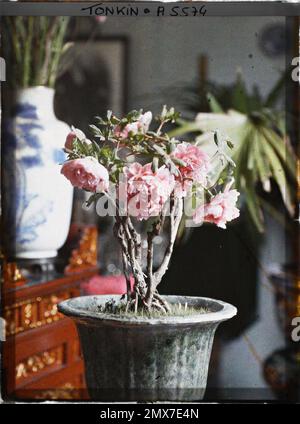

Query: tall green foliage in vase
left=1, top=16, right=69, bottom=89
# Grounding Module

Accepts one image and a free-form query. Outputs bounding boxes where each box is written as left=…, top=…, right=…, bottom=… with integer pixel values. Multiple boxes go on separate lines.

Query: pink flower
left=82, top=274, right=134, bottom=296
left=171, top=142, right=210, bottom=195
left=61, top=157, right=109, bottom=193
left=95, top=16, right=107, bottom=23
left=193, top=189, right=240, bottom=229
left=65, top=132, right=77, bottom=150
left=64, top=127, right=90, bottom=150
left=114, top=112, right=152, bottom=139
left=122, top=162, right=175, bottom=220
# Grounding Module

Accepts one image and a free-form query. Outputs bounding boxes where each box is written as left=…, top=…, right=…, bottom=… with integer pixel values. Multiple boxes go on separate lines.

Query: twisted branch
left=154, top=196, right=183, bottom=287
left=114, top=193, right=182, bottom=313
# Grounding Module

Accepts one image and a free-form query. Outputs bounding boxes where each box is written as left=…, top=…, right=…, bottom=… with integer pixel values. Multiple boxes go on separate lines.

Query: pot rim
left=58, top=294, right=237, bottom=326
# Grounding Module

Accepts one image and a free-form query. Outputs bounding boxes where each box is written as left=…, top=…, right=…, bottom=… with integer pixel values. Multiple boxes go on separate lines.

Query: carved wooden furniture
left=2, top=269, right=98, bottom=400
left=2, top=224, right=99, bottom=400
left=65, top=226, right=98, bottom=275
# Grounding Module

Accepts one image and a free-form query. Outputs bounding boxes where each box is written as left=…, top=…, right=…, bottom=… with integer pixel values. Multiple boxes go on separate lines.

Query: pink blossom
left=95, top=16, right=107, bottom=23
left=123, top=162, right=175, bottom=220
left=193, top=189, right=240, bottom=229
left=61, top=157, right=109, bottom=193
left=65, top=132, right=77, bottom=150
left=64, top=127, right=90, bottom=150
left=114, top=112, right=152, bottom=139
left=82, top=275, right=134, bottom=296
left=171, top=142, right=210, bottom=195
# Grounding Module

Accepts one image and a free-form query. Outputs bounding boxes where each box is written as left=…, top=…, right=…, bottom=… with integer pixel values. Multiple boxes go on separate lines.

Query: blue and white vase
left=2, top=86, right=73, bottom=259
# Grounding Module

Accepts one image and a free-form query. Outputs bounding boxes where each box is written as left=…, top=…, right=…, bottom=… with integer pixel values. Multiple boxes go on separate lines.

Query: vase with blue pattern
left=2, top=86, right=73, bottom=259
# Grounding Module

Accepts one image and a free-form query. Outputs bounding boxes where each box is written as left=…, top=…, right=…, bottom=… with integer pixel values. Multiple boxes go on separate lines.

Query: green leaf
left=194, top=111, right=247, bottom=152
left=252, top=129, right=271, bottom=191
left=111, top=116, right=120, bottom=125
left=126, top=110, right=140, bottom=121
left=232, top=123, right=252, bottom=187
left=89, top=124, right=101, bottom=133
left=151, top=157, right=159, bottom=173
left=95, top=116, right=106, bottom=125
left=262, top=141, right=294, bottom=216
left=167, top=121, right=202, bottom=138
left=231, top=73, right=248, bottom=114
left=264, top=70, right=287, bottom=108
left=166, top=159, right=180, bottom=176
left=206, top=92, right=224, bottom=113
left=152, top=144, right=167, bottom=156
left=246, top=84, right=262, bottom=111
left=243, top=181, right=265, bottom=233
left=172, top=157, right=186, bottom=167
left=247, top=144, right=255, bottom=171
left=77, top=139, right=90, bottom=156
left=261, top=127, right=296, bottom=179
left=91, top=140, right=103, bottom=158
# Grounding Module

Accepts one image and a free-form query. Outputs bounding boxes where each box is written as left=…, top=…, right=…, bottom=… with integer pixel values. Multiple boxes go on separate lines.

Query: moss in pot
left=58, top=107, right=238, bottom=401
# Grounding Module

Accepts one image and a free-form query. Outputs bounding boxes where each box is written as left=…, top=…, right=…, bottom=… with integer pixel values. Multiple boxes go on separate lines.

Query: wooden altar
left=1, top=226, right=98, bottom=400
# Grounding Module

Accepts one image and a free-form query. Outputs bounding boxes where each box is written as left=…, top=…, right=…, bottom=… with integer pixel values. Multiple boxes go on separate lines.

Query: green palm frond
left=190, top=109, right=297, bottom=232
left=169, top=72, right=296, bottom=234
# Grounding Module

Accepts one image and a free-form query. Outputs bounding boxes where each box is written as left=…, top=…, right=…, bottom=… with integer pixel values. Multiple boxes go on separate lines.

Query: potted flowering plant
left=58, top=107, right=239, bottom=401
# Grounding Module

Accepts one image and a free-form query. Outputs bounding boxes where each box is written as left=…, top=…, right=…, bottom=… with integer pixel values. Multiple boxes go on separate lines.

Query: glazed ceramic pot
left=2, top=86, right=73, bottom=259
left=58, top=294, right=237, bottom=401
